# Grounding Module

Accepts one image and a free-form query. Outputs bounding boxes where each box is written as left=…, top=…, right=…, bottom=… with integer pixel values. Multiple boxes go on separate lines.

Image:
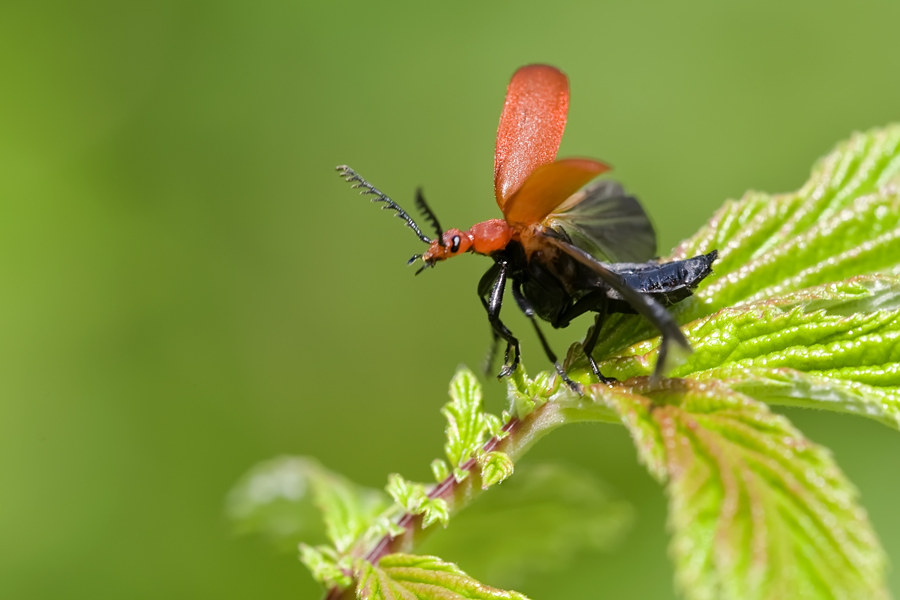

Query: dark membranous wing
left=543, top=180, right=657, bottom=263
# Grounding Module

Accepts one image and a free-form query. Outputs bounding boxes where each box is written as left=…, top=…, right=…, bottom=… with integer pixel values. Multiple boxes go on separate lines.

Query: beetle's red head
left=419, top=229, right=473, bottom=268
left=401, top=189, right=472, bottom=274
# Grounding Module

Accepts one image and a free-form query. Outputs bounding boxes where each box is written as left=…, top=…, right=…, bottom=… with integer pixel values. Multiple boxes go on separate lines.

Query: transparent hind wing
left=544, top=179, right=657, bottom=263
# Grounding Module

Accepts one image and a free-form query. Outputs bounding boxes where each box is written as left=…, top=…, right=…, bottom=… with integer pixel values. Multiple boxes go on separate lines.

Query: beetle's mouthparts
left=407, top=253, right=434, bottom=275
left=415, top=258, right=437, bottom=275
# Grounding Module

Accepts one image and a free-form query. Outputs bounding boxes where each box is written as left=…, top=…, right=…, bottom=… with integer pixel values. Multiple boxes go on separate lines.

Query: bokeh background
left=2, top=1, right=899, bottom=598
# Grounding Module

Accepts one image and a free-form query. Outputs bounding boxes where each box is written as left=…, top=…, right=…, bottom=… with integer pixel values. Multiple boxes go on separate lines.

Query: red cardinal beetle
left=338, top=65, right=717, bottom=390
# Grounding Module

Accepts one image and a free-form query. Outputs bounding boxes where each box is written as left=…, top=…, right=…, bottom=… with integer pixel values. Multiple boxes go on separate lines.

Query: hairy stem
left=324, top=388, right=620, bottom=599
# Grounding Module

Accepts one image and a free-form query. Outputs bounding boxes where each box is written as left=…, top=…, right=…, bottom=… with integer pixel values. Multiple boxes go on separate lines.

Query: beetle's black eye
left=451, top=236, right=461, bottom=253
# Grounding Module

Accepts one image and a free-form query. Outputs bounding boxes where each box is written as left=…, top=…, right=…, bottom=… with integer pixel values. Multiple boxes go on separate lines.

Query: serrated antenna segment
left=415, top=188, right=445, bottom=246
left=336, top=165, right=432, bottom=244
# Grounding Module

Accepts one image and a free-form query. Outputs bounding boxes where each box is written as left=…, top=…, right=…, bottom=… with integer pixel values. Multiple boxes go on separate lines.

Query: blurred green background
left=2, top=1, right=899, bottom=598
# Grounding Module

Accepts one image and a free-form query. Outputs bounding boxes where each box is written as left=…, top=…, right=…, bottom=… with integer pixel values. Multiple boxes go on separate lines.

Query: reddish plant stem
left=322, top=406, right=545, bottom=600
left=320, top=386, right=619, bottom=600
left=322, top=419, right=519, bottom=600
left=360, top=417, right=521, bottom=568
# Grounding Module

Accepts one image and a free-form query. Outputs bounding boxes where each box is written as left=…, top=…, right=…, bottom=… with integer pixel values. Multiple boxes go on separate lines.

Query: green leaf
left=355, top=553, right=530, bottom=600
left=385, top=474, right=448, bottom=527
left=385, top=474, right=428, bottom=514
left=597, top=379, right=887, bottom=600
left=452, top=467, right=471, bottom=484
left=505, top=367, right=563, bottom=419
left=483, top=412, right=505, bottom=438
left=596, top=275, right=900, bottom=429
left=300, top=544, right=353, bottom=588
left=420, top=497, right=450, bottom=529
left=314, top=471, right=392, bottom=554
left=586, top=125, right=900, bottom=361
left=419, top=462, right=633, bottom=588
left=226, top=456, right=388, bottom=552
left=430, top=458, right=451, bottom=483
left=443, top=367, right=487, bottom=468
left=476, top=451, right=514, bottom=489
left=726, top=367, right=900, bottom=429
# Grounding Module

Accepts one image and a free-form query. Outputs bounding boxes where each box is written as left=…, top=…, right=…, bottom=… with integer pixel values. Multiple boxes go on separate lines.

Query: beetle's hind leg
left=583, top=311, right=615, bottom=384
left=555, top=289, right=615, bottom=384
left=511, top=282, right=582, bottom=394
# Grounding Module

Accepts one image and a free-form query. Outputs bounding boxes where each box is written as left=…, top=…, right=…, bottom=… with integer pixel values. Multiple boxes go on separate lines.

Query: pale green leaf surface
left=430, top=458, right=451, bottom=483
left=420, top=498, right=450, bottom=529
left=300, top=544, right=353, bottom=588
left=595, top=276, right=900, bottom=429
left=385, top=474, right=428, bottom=514
left=596, top=379, right=887, bottom=600
left=483, top=413, right=505, bottom=438
left=476, top=451, right=514, bottom=489
left=443, top=368, right=487, bottom=468
left=385, top=474, right=449, bottom=528
left=314, top=470, right=392, bottom=553
left=451, top=467, right=470, bottom=483
left=355, top=553, right=530, bottom=600
left=726, top=367, right=900, bottom=429
left=419, top=463, right=633, bottom=589
left=505, top=367, right=562, bottom=419
left=226, top=456, right=388, bottom=552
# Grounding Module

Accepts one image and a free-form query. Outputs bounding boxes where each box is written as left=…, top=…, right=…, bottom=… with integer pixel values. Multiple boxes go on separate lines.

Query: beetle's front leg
left=479, top=261, right=520, bottom=378
left=477, top=265, right=503, bottom=375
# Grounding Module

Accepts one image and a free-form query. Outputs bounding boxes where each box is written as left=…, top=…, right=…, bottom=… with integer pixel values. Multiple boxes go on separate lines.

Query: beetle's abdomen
left=610, top=250, right=718, bottom=306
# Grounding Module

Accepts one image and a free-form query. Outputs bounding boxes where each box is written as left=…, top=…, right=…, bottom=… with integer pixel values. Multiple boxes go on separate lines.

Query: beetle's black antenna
left=336, top=166, right=432, bottom=244
left=415, top=188, right=445, bottom=246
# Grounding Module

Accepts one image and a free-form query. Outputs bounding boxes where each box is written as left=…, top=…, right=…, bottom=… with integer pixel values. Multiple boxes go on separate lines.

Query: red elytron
left=338, top=65, right=717, bottom=389
left=420, top=65, right=610, bottom=264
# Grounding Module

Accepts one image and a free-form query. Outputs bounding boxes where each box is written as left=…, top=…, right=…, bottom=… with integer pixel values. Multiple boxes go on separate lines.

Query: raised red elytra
left=420, top=64, right=608, bottom=265
left=338, top=64, right=718, bottom=391
left=494, top=64, right=570, bottom=203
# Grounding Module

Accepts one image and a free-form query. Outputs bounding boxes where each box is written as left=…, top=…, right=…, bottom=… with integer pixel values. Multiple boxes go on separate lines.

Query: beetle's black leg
left=481, top=261, right=520, bottom=378
left=480, top=295, right=511, bottom=373
left=553, top=288, right=608, bottom=329
left=478, top=264, right=506, bottom=375
left=482, top=328, right=501, bottom=376
left=583, top=307, right=615, bottom=384
left=544, top=237, right=691, bottom=379
left=551, top=289, right=614, bottom=383
left=482, top=297, right=520, bottom=376
left=511, top=281, right=582, bottom=394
